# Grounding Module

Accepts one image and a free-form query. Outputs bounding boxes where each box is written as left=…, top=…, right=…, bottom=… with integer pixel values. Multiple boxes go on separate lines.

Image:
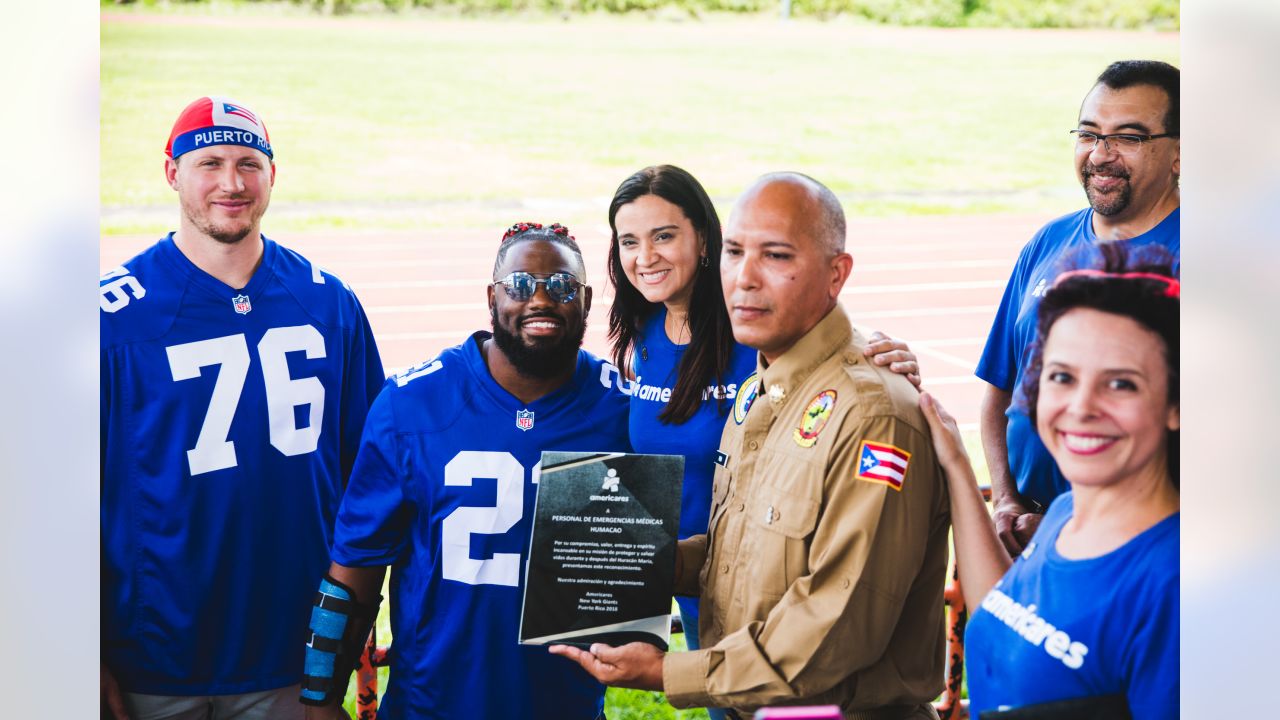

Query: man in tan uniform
left=552, top=172, right=950, bottom=719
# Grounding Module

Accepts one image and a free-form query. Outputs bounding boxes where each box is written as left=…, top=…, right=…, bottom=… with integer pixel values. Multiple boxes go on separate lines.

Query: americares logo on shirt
left=629, top=375, right=739, bottom=404
left=980, top=588, right=1090, bottom=670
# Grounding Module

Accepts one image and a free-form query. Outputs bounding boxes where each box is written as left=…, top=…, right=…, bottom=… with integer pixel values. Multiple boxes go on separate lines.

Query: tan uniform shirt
left=663, top=303, right=950, bottom=714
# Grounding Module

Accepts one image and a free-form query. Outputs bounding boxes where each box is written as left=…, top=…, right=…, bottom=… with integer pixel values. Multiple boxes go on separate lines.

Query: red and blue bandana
left=165, top=96, right=273, bottom=160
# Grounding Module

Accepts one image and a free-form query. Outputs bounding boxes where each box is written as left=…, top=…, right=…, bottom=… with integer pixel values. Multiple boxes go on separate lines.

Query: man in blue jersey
left=299, top=223, right=631, bottom=720
left=978, top=60, right=1181, bottom=555
left=100, top=97, right=385, bottom=720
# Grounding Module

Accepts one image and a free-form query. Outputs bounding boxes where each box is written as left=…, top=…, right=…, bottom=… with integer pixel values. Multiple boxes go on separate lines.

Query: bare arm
left=980, top=384, right=1040, bottom=554
left=101, top=664, right=130, bottom=720
left=327, top=562, right=386, bottom=605
left=920, top=393, right=1011, bottom=610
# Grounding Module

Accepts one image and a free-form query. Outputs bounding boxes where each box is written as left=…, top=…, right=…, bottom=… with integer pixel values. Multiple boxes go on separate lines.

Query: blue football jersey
left=332, top=334, right=632, bottom=720
left=100, top=234, right=385, bottom=695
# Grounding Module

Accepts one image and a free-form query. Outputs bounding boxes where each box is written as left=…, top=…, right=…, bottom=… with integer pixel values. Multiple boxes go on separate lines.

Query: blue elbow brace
left=300, top=574, right=380, bottom=706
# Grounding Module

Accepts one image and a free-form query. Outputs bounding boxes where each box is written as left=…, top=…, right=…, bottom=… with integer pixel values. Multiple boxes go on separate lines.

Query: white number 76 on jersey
left=166, top=325, right=326, bottom=475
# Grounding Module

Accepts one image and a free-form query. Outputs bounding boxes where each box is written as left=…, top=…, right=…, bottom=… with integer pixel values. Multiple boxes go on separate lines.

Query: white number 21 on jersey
left=440, top=451, right=543, bottom=587
left=166, top=325, right=326, bottom=476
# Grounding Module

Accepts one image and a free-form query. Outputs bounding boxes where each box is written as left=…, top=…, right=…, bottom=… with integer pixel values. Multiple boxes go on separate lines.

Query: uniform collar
left=758, top=302, right=853, bottom=407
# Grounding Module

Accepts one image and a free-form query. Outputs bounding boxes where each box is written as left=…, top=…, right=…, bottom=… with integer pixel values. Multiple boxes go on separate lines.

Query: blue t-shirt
left=975, top=208, right=1180, bottom=507
left=628, top=307, right=758, bottom=542
left=100, top=234, right=385, bottom=695
left=965, top=493, right=1180, bottom=719
left=332, top=334, right=631, bottom=720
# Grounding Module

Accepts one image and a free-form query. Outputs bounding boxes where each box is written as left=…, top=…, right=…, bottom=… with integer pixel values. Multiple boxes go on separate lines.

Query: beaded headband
left=501, top=222, right=575, bottom=243
left=1051, top=268, right=1180, bottom=299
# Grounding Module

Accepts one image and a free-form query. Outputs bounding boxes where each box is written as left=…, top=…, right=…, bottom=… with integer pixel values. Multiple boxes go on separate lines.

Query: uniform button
left=721, top=564, right=730, bottom=574
left=749, top=440, right=759, bottom=450
left=843, top=351, right=858, bottom=365
left=737, top=503, right=745, bottom=512
left=841, top=578, right=851, bottom=589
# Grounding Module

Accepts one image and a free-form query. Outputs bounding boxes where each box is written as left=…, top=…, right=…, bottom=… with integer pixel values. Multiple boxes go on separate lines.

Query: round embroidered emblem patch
left=733, top=372, right=760, bottom=424
left=793, top=389, right=837, bottom=448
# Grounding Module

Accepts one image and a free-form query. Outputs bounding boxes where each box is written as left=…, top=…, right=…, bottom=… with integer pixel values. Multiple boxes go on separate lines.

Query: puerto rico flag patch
left=855, top=440, right=911, bottom=491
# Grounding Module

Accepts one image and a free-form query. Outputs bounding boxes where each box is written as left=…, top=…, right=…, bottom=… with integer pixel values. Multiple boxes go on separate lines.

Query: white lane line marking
left=911, top=337, right=987, bottom=347
left=841, top=280, right=1004, bottom=295
left=367, top=303, right=998, bottom=318
left=355, top=277, right=1006, bottom=292
left=376, top=326, right=611, bottom=341
left=356, top=278, right=479, bottom=289
left=856, top=305, right=995, bottom=319
left=919, top=376, right=981, bottom=386
left=854, top=259, right=1013, bottom=272
left=357, top=278, right=1005, bottom=292
left=914, top=345, right=980, bottom=370
left=367, top=303, right=487, bottom=314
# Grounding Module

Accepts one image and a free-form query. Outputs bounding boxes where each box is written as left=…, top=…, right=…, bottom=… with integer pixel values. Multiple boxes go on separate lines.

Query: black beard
left=490, top=308, right=586, bottom=379
left=1082, top=163, right=1132, bottom=217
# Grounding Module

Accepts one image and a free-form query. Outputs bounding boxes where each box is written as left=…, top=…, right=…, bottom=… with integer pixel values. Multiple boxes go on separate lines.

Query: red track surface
left=101, top=213, right=1044, bottom=428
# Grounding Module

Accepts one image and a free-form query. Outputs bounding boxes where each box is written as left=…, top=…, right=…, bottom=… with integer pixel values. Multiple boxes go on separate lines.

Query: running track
left=101, top=213, right=1044, bottom=429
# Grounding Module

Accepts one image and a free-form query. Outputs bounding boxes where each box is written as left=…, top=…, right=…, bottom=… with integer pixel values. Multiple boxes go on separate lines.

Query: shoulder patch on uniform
left=793, top=389, right=837, bottom=448
left=714, top=450, right=729, bottom=467
left=733, top=372, right=760, bottom=424
left=855, top=440, right=911, bottom=491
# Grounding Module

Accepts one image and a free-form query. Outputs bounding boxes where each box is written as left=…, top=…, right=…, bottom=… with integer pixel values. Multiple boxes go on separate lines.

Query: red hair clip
left=1051, top=269, right=1180, bottom=298
left=502, top=222, right=543, bottom=242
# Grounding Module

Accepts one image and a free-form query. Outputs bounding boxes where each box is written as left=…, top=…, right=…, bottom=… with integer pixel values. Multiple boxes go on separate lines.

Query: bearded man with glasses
left=298, top=222, right=632, bottom=720
left=977, top=60, right=1181, bottom=557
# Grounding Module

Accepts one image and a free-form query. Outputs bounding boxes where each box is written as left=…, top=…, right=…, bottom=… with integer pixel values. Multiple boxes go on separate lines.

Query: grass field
left=102, top=9, right=1176, bottom=235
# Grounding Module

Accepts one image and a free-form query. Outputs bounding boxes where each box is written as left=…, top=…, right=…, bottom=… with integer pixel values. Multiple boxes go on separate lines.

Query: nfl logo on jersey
left=515, top=409, right=535, bottom=431
left=232, top=294, right=252, bottom=315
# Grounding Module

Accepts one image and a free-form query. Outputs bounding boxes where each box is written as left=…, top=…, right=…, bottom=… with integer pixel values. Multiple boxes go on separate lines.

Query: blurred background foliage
left=104, top=0, right=1179, bottom=29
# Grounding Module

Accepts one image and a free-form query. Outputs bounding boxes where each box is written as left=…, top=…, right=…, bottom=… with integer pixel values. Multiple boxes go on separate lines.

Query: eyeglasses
left=1070, top=129, right=1177, bottom=153
left=492, top=272, right=583, bottom=303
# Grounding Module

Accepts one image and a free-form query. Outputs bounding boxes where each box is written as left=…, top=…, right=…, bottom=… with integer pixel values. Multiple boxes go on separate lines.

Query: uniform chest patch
left=855, top=440, right=911, bottom=491
left=793, top=389, right=837, bottom=448
left=231, top=293, right=252, bottom=315
left=733, top=372, right=760, bottom=424
left=516, top=409, right=535, bottom=431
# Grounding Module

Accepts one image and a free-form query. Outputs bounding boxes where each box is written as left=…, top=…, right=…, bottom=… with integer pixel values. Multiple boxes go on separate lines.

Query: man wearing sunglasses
left=299, top=222, right=631, bottom=720
left=977, top=60, right=1181, bottom=556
